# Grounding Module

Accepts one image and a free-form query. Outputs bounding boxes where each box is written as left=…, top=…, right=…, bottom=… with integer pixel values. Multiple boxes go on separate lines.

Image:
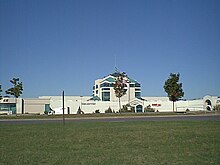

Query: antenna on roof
left=114, top=66, right=119, bottom=73
left=114, top=54, right=119, bottom=73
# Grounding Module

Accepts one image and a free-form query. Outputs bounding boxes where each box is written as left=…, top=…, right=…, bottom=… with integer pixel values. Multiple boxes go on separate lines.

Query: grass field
left=0, top=121, right=220, bottom=165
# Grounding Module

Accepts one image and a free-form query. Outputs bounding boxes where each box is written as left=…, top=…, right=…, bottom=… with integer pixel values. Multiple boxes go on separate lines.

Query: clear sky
left=0, top=0, right=220, bottom=99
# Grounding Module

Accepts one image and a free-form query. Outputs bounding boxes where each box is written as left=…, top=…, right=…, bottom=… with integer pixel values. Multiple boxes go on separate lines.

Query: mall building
left=0, top=71, right=220, bottom=115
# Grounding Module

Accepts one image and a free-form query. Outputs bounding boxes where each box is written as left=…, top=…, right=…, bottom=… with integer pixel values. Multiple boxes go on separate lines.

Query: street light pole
left=62, top=90, right=65, bottom=125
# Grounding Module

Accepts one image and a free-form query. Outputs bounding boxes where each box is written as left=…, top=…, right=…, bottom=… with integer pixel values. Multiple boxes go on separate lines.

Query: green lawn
left=0, top=121, right=220, bottom=165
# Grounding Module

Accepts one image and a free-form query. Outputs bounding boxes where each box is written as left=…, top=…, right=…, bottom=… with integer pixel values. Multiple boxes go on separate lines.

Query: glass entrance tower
left=93, top=71, right=141, bottom=102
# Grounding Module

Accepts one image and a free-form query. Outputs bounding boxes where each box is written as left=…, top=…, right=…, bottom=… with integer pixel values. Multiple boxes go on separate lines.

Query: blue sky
left=0, top=0, right=220, bottom=99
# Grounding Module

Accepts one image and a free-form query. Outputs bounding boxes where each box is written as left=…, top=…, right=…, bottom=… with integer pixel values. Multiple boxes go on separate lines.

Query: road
left=0, top=114, right=220, bottom=124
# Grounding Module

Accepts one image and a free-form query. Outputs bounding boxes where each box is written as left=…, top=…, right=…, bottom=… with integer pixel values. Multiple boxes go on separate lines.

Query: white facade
left=36, top=95, right=220, bottom=114
left=93, top=72, right=141, bottom=102
left=1, top=95, right=219, bottom=115
left=1, top=71, right=219, bottom=115
left=0, top=97, right=50, bottom=115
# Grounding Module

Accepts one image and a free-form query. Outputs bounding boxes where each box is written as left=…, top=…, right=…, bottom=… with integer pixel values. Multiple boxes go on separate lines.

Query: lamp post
left=62, top=91, right=65, bottom=125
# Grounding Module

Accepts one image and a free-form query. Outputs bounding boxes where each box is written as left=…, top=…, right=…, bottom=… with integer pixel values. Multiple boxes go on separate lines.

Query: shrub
left=119, top=104, right=135, bottom=113
left=144, top=105, right=155, bottom=112
left=95, top=110, right=100, bottom=113
left=105, top=107, right=113, bottom=113
left=213, top=104, right=220, bottom=111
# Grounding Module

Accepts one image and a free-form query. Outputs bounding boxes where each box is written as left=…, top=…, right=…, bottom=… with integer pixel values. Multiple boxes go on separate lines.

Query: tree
left=113, top=72, right=127, bottom=112
left=5, top=78, right=23, bottom=98
left=163, top=73, right=184, bottom=112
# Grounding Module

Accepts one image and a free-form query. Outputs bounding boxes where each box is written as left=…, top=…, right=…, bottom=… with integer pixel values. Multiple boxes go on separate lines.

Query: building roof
left=104, top=72, right=139, bottom=83
left=89, top=95, right=101, bottom=101
left=110, top=72, right=121, bottom=77
left=128, top=78, right=138, bottom=84
left=101, top=77, right=115, bottom=83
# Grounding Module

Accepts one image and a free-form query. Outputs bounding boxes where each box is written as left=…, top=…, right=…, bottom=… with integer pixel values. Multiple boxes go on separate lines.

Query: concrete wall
left=3, top=95, right=217, bottom=115
left=42, top=96, right=119, bottom=114
left=44, top=96, right=203, bottom=114
left=23, top=98, right=50, bottom=114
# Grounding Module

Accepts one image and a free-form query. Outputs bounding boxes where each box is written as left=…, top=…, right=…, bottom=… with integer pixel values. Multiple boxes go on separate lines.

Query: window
left=135, top=83, right=141, bottom=87
left=0, top=103, right=16, bottom=114
left=102, top=88, right=110, bottom=91
left=45, top=104, right=50, bottom=113
left=96, top=85, right=98, bottom=89
left=135, top=92, right=141, bottom=98
left=101, top=83, right=114, bottom=87
left=102, top=92, right=110, bottom=101
left=129, top=84, right=135, bottom=87
left=135, top=88, right=141, bottom=91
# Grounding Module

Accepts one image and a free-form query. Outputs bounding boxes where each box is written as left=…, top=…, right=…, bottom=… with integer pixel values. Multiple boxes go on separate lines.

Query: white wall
left=39, top=95, right=218, bottom=114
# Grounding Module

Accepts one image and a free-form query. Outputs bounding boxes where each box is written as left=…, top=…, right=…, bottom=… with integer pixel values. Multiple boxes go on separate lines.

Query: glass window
left=0, top=103, right=16, bottom=114
left=101, top=83, right=114, bottom=87
left=45, top=104, right=50, bottom=112
left=135, top=92, right=141, bottom=98
left=100, top=83, right=104, bottom=87
left=102, top=88, right=110, bottom=91
left=135, top=83, right=141, bottom=87
left=102, top=92, right=110, bottom=101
